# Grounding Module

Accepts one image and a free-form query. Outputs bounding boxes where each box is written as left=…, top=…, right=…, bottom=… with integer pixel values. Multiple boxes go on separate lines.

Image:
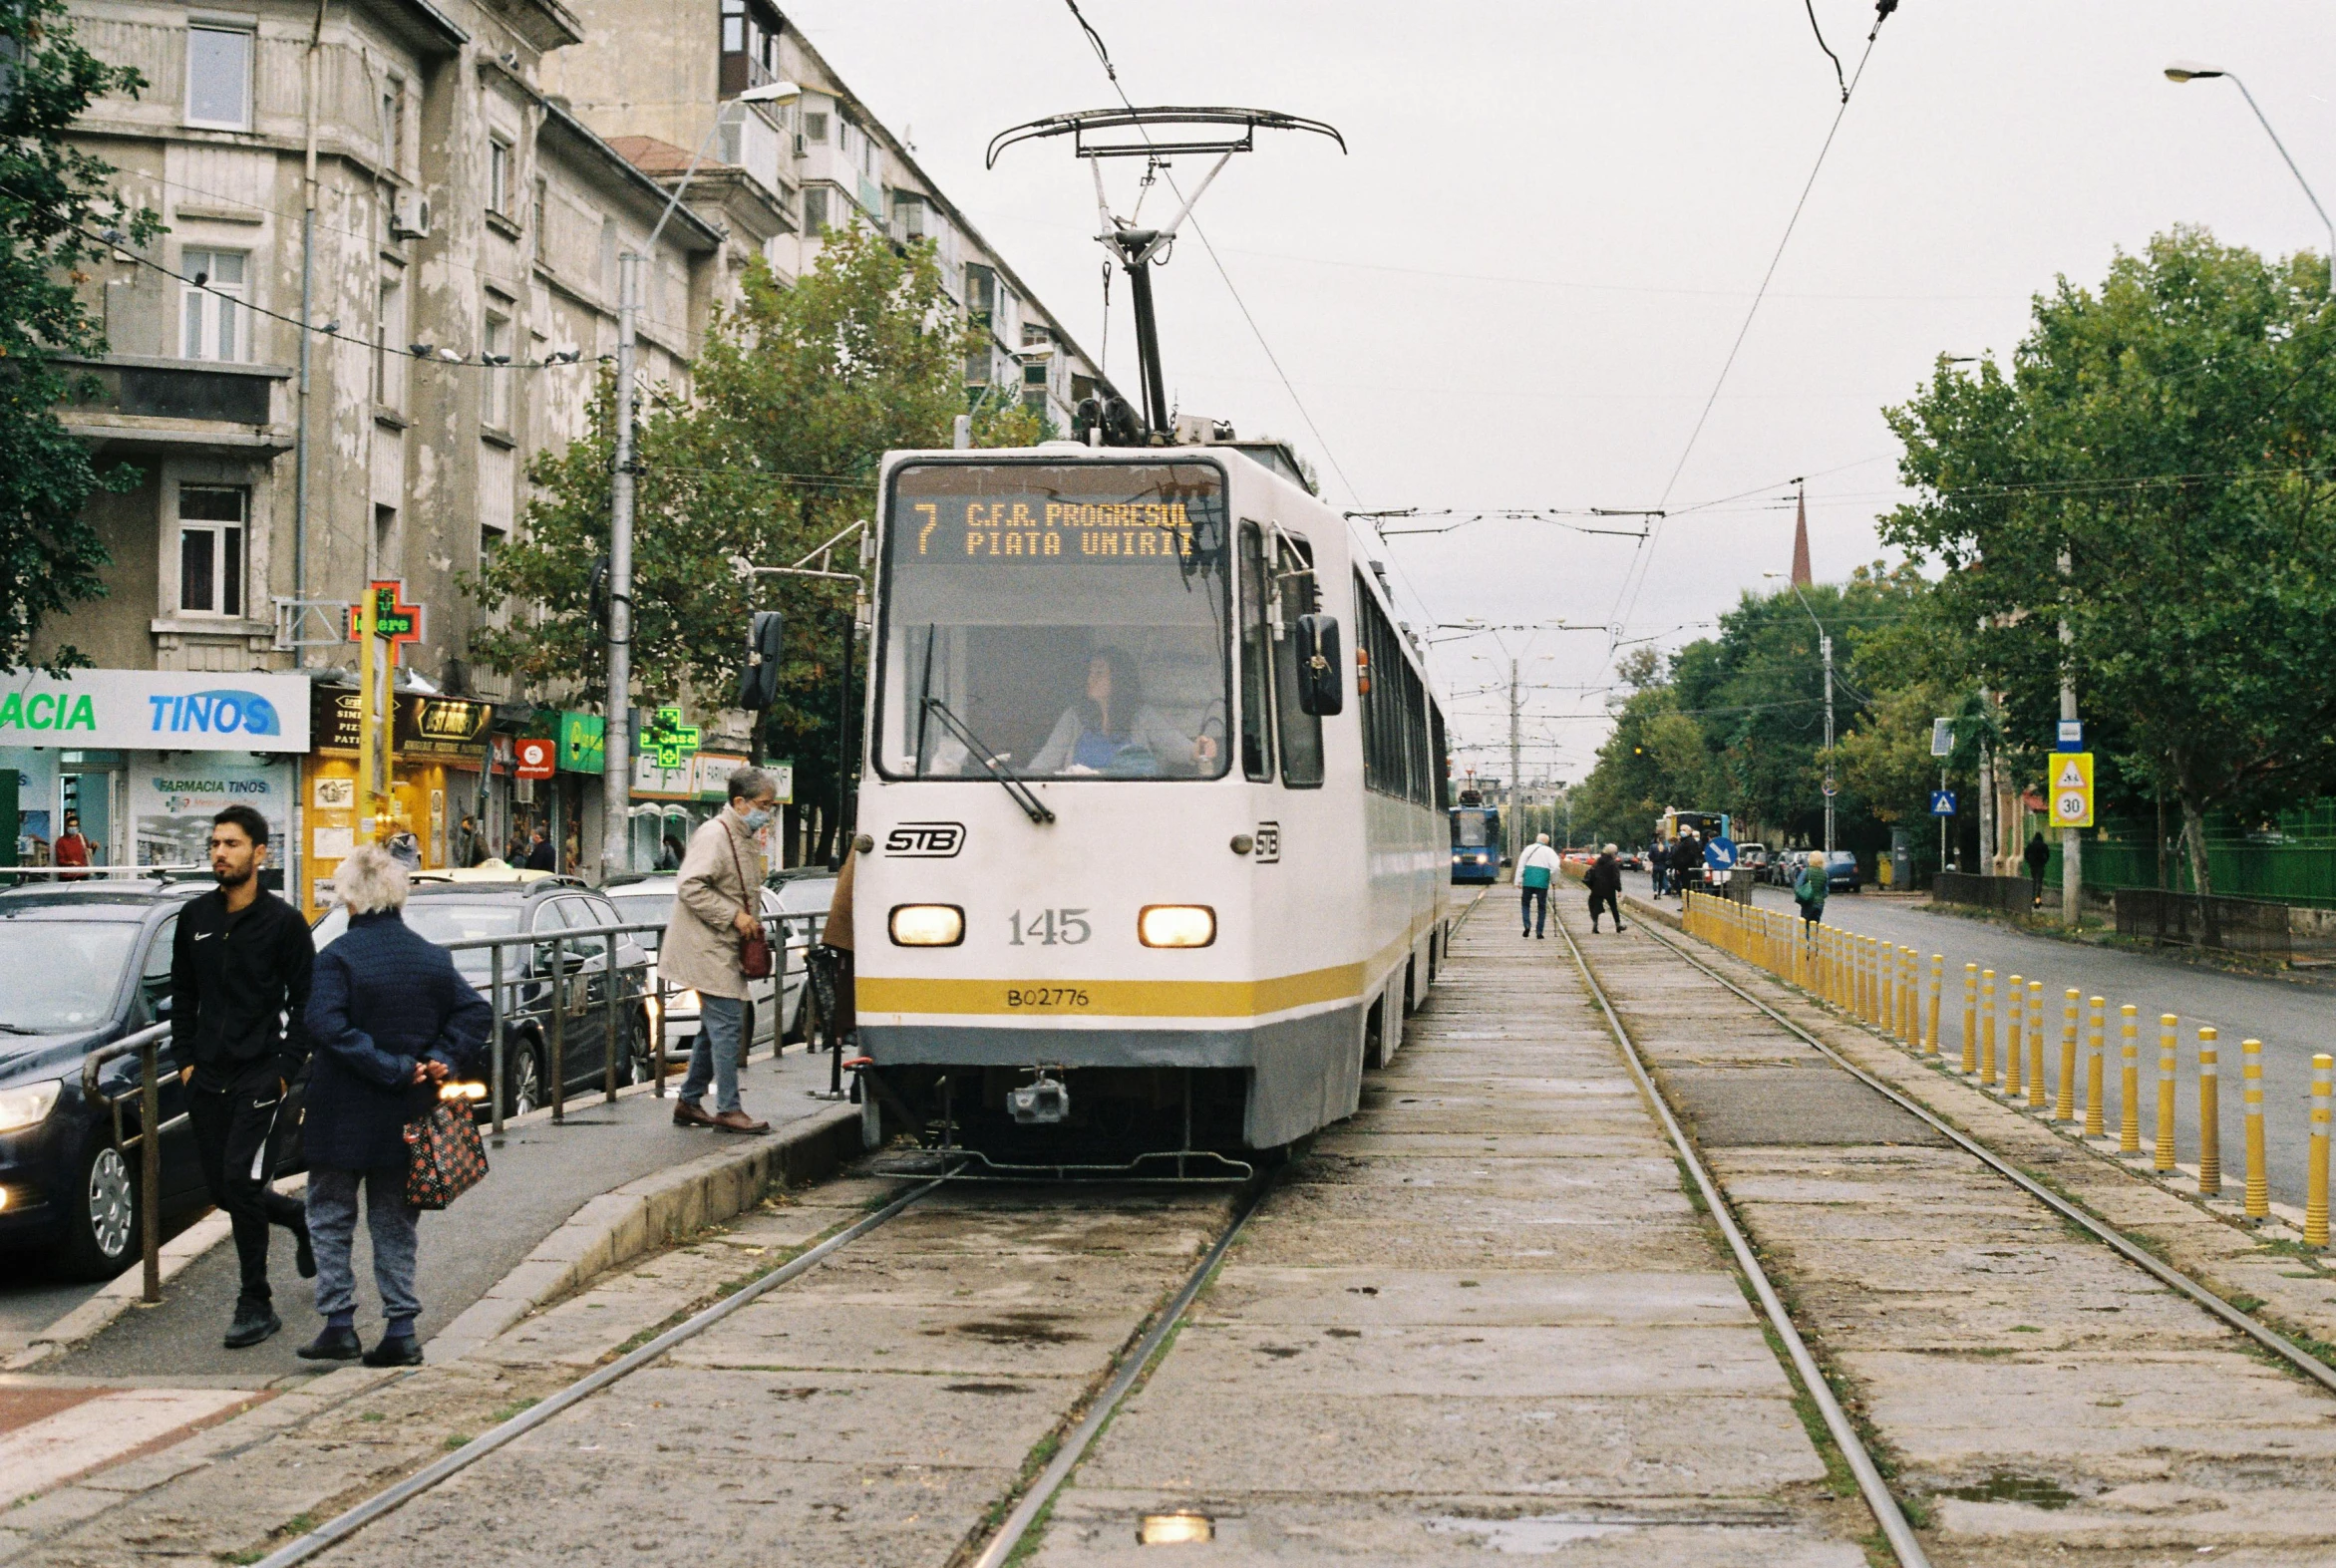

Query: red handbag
left=726, top=830, right=773, bottom=980
left=404, top=1100, right=489, bottom=1209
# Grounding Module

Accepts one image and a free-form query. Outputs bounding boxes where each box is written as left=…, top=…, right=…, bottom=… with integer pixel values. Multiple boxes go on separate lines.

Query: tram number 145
left=1009, top=908, right=1091, bottom=946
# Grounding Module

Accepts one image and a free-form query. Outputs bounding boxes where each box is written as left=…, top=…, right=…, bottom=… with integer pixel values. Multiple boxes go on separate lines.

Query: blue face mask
left=741, top=806, right=775, bottom=830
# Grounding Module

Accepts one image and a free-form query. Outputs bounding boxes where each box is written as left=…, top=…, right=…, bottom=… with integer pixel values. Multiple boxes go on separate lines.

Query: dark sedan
left=0, top=881, right=210, bottom=1278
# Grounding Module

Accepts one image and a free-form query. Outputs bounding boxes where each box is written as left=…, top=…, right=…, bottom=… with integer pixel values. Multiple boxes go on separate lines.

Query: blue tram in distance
left=1450, top=790, right=1502, bottom=884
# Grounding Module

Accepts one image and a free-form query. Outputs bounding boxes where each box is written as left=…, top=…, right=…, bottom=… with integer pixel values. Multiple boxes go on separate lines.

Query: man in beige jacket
left=661, top=766, right=779, bottom=1133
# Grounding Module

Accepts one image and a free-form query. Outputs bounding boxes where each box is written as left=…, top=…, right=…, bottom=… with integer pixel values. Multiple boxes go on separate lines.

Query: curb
left=2, top=1048, right=832, bottom=1372
left=429, top=1101, right=863, bottom=1363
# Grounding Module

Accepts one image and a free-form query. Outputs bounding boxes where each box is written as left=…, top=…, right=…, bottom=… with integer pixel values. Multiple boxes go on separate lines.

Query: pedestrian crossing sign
left=2049, top=752, right=2093, bottom=828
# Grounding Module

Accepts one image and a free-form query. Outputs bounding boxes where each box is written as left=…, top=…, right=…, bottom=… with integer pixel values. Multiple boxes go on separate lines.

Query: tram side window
left=1431, top=704, right=1451, bottom=809
left=1271, top=537, right=1324, bottom=786
left=1353, top=573, right=1431, bottom=803
left=1237, top=523, right=1275, bottom=783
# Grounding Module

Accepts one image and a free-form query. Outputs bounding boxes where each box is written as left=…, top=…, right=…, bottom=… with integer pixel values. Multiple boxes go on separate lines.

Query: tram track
left=1563, top=892, right=2336, bottom=1564
left=1550, top=905, right=1932, bottom=1568
left=249, top=1155, right=1278, bottom=1568
left=1630, top=911, right=2336, bottom=1400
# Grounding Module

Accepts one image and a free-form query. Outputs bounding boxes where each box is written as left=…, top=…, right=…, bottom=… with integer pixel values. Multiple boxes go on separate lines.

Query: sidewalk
left=17, top=1045, right=844, bottom=1383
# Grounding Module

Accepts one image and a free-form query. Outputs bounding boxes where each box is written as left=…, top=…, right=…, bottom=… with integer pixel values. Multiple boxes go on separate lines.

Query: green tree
left=1882, top=228, right=2336, bottom=896
left=0, top=0, right=160, bottom=670
left=470, top=227, right=1029, bottom=854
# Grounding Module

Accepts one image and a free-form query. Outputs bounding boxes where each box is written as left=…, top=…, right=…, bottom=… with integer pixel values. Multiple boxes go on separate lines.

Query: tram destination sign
left=892, top=463, right=1225, bottom=567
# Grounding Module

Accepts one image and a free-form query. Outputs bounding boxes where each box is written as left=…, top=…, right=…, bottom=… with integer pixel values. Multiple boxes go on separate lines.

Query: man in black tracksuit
left=174, top=803, right=316, bottom=1348
left=1669, top=831, right=1704, bottom=900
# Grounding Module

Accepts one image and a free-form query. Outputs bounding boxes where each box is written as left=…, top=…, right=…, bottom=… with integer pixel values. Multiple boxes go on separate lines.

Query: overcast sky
left=785, top=0, right=2336, bottom=785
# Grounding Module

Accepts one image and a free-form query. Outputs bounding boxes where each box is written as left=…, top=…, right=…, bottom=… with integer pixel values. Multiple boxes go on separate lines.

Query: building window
left=379, top=80, right=405, bottom=170
left=184, top=26, right=251, bottom=131
left=802, top=186, right=827, bottom=236
left=180, top=249, right=247, bottom=361
left=895, top=192, right=924, bottom=240
left=374, top=277, right=405, bottom=411
left=531, top=177, right=546, bottom=259
left=177, top=485, right=247, bottom=617
left=801, top=111, right=828, bottom=144
left=488, top=137, right=511, bottom=214
left=482, top=310, right=510, bottom=429
left=718, top=0, right=782, bottom=96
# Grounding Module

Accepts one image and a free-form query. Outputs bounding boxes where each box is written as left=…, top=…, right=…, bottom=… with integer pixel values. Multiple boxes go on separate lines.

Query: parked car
left=1824, top=849, right=1862, bottom=893
left=311, top=878, right=651, bottom=1115
left=604, top=876, right=807, bottom=1056
left=1769, top=849, right=1804, bottom=887
left=0, top=879, right=210, bottom=1278
left=1737, top=843, right=1769, bottom=879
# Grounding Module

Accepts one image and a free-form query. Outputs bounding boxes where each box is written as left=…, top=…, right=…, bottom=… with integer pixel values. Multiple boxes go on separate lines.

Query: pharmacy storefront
left=0, top=669, right=310, bottom=886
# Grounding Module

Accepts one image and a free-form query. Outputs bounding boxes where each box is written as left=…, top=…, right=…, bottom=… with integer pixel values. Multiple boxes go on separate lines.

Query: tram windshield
left=875, top=461, right=1231, bottom=782
left=1454, top=810, right=1492, bottom=847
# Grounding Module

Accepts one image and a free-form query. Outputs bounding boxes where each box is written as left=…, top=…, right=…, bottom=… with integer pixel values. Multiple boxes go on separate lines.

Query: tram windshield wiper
left=921, top=698, right=1056, bottom=824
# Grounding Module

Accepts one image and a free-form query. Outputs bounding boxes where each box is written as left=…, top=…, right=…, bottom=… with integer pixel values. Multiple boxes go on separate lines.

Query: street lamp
left=601, top=79, right=803, bottom=878
left=1764, top=571, right=1835, bottom=858
left=2165, top=61, right=2334, bottom=259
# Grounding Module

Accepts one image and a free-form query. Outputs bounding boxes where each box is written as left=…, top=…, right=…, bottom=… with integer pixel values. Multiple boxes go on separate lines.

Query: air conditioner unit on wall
left=391, top=192, right=432, bottom=240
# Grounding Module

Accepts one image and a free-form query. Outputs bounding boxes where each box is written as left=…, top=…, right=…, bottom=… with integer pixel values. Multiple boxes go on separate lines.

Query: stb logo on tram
left=884, top=822, right=965, bottom=858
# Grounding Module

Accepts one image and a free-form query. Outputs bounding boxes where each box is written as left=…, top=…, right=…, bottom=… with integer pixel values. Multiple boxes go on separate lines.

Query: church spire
left=1791, top=483, right=1813, bottom=587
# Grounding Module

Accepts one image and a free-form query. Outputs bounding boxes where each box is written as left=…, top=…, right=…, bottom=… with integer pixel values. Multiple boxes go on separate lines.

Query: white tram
left=850, top=438, right=1453, bottom=1167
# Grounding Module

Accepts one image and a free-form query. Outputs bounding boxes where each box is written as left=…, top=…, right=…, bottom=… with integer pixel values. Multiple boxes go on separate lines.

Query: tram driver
left=1028, top=647, right=1221, bottom=777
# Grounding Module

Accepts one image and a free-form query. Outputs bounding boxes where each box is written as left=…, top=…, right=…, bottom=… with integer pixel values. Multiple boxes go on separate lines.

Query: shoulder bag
left=725, top=828, right=774, bottom=980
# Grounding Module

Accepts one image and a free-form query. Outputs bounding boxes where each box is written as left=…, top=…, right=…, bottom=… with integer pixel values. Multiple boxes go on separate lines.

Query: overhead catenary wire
left=1601, top=2, right=1899, bottom=671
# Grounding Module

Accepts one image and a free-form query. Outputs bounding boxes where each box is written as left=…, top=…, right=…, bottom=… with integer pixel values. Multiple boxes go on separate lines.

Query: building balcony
left=53, top=356, right=294, bottom=453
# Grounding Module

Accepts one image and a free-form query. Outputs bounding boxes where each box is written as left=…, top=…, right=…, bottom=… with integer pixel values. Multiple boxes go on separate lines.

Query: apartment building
left=541, top=0, right=1109, bottom=430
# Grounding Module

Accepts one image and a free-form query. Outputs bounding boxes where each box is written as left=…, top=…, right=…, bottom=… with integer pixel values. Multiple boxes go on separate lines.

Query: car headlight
left=889, top=905, right=965, bottom=947
left=1139, top=905, right=1215, bottom=948
left=0, top=1079, right=63, bottom=1133
left=671, top=987, right=700, bottom=1013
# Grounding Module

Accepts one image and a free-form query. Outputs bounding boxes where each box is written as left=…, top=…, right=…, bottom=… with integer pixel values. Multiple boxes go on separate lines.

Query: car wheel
left=620, top=1009, right=653, bottom=1087
left=55, top=1135, right=142, bottom=1281
left=505, top=1040, right=544, bottom=1117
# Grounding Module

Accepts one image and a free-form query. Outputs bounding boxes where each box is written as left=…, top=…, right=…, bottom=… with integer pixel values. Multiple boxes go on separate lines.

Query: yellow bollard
left=2084, top=996, right=2106, bottom=1137
left=2026, top=982, right=2047, bottom=1109
left=2243, top=1039, right=2268, bottom=1220
left=2003, top=974, right=2024, bottom=1097
left=1876, top=938, right=1891, bottom=1033
left=2119, top=1005, right=2142, bottom=1154
left=1980, top=971, right=1998, bottom=1086
left=1899, top=948, right=1917, bottom=1046
left=2196, top=1027, right=2219, bottom=1197
left=1926, top=954, right=1944, bottom=1057
left=1961, top=964, right=1979, bottom=1074
left=2056, top=989, right=2079, bottom=1121
left=2155, top=1014, right=2178, bottom=1173
left=2307, top=1055, right=2330, bottom=1248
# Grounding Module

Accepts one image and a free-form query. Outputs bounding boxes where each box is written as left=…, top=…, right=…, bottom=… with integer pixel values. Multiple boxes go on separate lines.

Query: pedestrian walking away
left=1669, top=830, right=1703, bottom=900
left=661, top=767, right=781, bottom=1134
left=1647, top=837, right=1667, bottom=898
left=1585, top=843, right=1626, bottom=933
left=172, top=804, right=316, bottom=1350
left=298, top=845, right=492, bottom=1366
left=818, top=844, right=857, bottom=1051
left=1794, top=853, right=1829, bottom=931
left=2025, top=831, right=2051, bottom=907
left=1515, top=832, right=1559, bottom=939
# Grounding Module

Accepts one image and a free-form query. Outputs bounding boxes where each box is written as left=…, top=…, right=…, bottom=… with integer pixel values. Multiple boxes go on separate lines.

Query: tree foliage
left=0, top=0, right=160, bottom=670
left=469, top=226, right=1039, bottom=848
left=1880, top=227, right=2336, bottom=893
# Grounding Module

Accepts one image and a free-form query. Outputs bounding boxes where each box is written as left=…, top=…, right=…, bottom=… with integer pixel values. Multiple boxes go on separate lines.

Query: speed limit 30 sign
left=2050, top=753, right=2094, bottom=828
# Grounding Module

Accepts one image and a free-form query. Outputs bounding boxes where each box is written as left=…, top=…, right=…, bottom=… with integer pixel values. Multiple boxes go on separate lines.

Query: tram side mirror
left=1294, top=614, right=1344, bottom=716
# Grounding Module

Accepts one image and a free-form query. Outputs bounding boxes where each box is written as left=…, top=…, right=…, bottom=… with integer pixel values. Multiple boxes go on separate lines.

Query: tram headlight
left=888, top=904, right=965, bottom=947
left=1138, top=905, right=1215, bottom=949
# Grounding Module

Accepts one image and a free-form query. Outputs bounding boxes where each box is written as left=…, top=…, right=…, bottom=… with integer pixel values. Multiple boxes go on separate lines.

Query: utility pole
left=1820, top=631, right=1835, bottom=857
left=1507, top=657, right=1521, bottom=867
left=600, top=253, right=640, bottom=881
left=2060, top=556, right=2081, bottom=923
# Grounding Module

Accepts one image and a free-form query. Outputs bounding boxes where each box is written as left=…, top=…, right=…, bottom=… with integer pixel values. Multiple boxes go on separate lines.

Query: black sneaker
left=362, top=1335, right=424, bottom=1368
left=224, top=1301, right=282, bottom=1350
left=297, top=1325, right=362, bottom=1361
left=293, top=1223, right=316, bottom=1280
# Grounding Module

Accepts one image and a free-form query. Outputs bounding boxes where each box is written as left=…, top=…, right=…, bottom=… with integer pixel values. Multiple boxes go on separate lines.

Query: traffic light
left=735, top=611, right=785, bottom=710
